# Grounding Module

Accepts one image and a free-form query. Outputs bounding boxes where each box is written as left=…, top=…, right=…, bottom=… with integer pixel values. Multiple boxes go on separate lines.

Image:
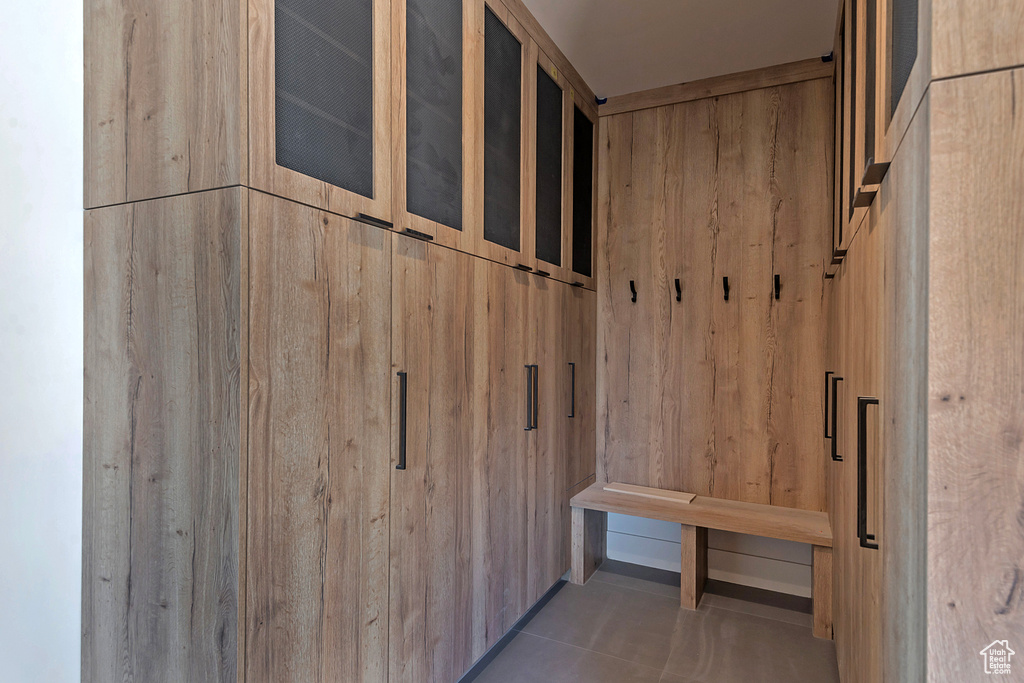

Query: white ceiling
left=520, top=0, right=841, bottom=99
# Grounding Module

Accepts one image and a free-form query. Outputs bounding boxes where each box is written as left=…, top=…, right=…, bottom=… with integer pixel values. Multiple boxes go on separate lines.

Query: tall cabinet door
left=249, top=0, right=392, bottom=222
left=389, top=236, right=480, bottom=683
left=247, top=194, right=392, bottom=683
left=566, top=285, right=597, bottom=490
left=526, top=276, right=569, bottom=603
left=475, top=261, right=531, bottom=645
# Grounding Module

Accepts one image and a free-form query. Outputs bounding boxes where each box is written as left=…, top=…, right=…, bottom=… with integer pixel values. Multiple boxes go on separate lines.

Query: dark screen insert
left=535, top=66, right=563, bottom=267
left=407, top=0, right=463, bottom=230
left=572, top=107, right=594, bottom=278
left=483, top=8, right=522, bottom=251
left=891, top=0, right=918, bottom=117
left=276, top=0, right=374, bottom=198
left=865, top=0, right=876, bottom=166
left=848, top=0, right=858, bottom=219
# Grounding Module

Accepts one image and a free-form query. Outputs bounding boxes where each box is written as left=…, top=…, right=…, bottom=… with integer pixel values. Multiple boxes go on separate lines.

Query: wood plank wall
left=597, top=75, right=833, bottom=512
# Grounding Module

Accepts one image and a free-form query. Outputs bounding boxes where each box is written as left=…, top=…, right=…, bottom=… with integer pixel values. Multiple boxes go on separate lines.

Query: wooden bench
left=570, top=482, right=834, bottom=639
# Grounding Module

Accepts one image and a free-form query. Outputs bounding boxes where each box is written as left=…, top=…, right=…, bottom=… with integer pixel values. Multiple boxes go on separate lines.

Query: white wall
left=0, top=1, right=83, bottom=680
left=606, top=514, right=813, bottom=598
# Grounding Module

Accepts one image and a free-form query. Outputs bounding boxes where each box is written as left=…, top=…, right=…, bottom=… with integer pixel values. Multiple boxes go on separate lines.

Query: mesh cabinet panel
left=535, top=66, right=563, bottom=267
left=483, top=8, right=522, bottom=251
left=891, top=0, right=918, bottom=117
left=572, top=107, right=594, bottom=278
left=276, top=0, right=375, bottom=197
left=865, top=0, right=876, bottom=165
left=407, top=0, right=463, bottom=229
left=848, top=0, right=857, bottom=219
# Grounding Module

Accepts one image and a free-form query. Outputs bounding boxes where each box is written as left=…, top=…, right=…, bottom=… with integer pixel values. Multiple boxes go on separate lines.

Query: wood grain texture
left=571, top=483, right=833, bottom=547
left=83, top=189, right=242, bottom=682
left=247, top=0, right=392, bottom=221
left=599, top=58, right=834, bottom=117
left=84, top=0, right=245, bottom=208
left=246, top=194, right=391, bottom=683
left=570, top=506, right=606, bottom=585
left=566, top=285, right=597, bottom=489
left=603, top=483, right=696, bottom=505
left=597, top=79, right=832, bottom=511
left=812, top=545, right=834, bottom=639
left=680, top=524, right=708, bottom=610
left=880, top=87, right=928, bottom=683
left=931, top=0, right=1024, bottom=81
left=927, top=67, right=1024, bottom=682
left=389, top=236, right=481, bottom=683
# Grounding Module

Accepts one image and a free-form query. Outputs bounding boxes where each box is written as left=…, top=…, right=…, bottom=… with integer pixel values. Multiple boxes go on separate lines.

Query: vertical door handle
left=568, top=362, right=576, bottom=418
left=723, top=277, right=730, bottom=301
left=396, top=371, right=408, bottom=470
left=525, top=365, right=535, bottom=431
left=857, top=396, right=880, bottom=550
left=532, top=365, right=540, bottom=430
left=825, top=371, right=834, bottom=438
left=831, top=375, right=844, bottom=462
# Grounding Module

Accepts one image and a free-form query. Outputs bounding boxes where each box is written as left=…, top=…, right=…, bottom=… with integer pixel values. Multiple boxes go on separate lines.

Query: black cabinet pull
left=355, top=213, right=394, bottom=230
left=396, top=371, right=408, bottom=470
left=536, top=269, right=551, bottom=278
left=774, top=274, right=781, bottom=300
left=857, top=396, right=880, bottom=550
left=568, top=362, right=576, bottom=418
left=532, top=365, right=539, bottom=429
left=831, top=375, right=844, bottom=461
left=675, top=278, right=682, bottom=302
left=723, top=277, right=730, bottom=301
left=524, top=365, right=535, bottom=431
left=402, top=228, right=434, bottom=241
left=515, top=263, right=533, bottom=272
left=630, top=280, right=637, bottom=303
left=825, top=371, right=834, bottom=438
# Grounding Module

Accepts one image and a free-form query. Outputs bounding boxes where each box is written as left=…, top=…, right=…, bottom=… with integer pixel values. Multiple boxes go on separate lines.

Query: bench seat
left=570, top=482, right=834, bottom=640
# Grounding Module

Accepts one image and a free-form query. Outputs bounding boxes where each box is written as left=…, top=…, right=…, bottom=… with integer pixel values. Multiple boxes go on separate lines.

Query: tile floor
left=463, top=561, right=840, bottom=683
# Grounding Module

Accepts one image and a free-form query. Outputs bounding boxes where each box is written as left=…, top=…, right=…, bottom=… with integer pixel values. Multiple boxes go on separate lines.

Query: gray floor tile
left=470, top=632, right=665, bottom=683
left=590, top=567, right=681, bottom=600
left=698, top=592, right=812, bottom=628
left=662, top=607, right=839, bottom=682
left=520, top=578, right=689, bottom=671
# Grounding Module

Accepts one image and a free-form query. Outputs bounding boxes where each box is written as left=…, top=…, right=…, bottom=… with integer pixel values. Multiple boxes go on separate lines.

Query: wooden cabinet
left=389, top=236, right=481, bottom=683
left=566, top=285, right=597, bottom=490
left=246, top=194, right=393, bottom=683
left=598, top=76, right=832, bottom=510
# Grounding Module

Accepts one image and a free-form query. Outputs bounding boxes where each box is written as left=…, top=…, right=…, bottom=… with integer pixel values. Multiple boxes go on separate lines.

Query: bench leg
left=571, top=507, right=606, bottom=585
left=812, top=545, right=833, bottom=639
left=680, top=524, right=708, bottom=609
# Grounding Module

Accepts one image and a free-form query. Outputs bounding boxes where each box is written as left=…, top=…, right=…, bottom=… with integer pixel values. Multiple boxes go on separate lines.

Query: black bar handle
left=402, top=228, right=434, bottom=242
left=774, top=274, right=781, bottom=300
left=568, top=362, right=576, bottom=418
left=536, top=269, right=551, bottom=278
left=532, top=365, right=539, bottom=430
left=723, top=277, right=730, bottom=301
left=571, top=281, right=585, bottom=288
left=675, top=278, right=682, bottom=302
left=857, top=396, right=880, bottom=550
left=355, top=213, right=395, bottom=230
left=515, top=263, right=533, bottom=272
left=396, top=371, right=408, bottom=470
left=630, top=280, right=637, bottom=303
left=524, top=365, right=534, bottom=431
left=824, top=371, right=834, bottom=438
left=831, top=375, right=844, bottom=461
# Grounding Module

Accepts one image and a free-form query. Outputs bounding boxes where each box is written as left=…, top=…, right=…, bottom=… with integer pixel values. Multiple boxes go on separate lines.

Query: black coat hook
left=630, top=280, right=637, bottom=303
left=774, top=274, right=781, bottom=300
left=723, top=277, right=730, bottom=301
left=675, top=278, right=682, bottom=302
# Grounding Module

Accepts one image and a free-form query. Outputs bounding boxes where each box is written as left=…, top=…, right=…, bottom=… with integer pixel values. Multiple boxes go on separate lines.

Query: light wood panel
left=246, top=194, right=391, bottom=683
left=927, top=67, right=1024, bottom=682
left=570, top=506, right=606, bottom=585
left=389, top=236, right=481, bottom=683
left=931, top=0, right=1024, bottom=80
left=570, top=483, right=833, bottom=547
left=598, top=79, right=831, bottom=511
left=83, top=188, right=243, bottom=682
left=566, top=285, right=597, bottom=489
left=84, top=0, right=245, bottom=208
left=813, top=546, right=834, bottom=639
left=248, top=0, right=392, bottom=221
left=680, top=525, right=708, bottom=610
left=599, top=58, right=833, bottom=117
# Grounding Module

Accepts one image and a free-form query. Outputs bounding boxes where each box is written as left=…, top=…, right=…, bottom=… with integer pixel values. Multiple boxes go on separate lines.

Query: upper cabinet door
left=392, top=0, right=481, bottom=252
left=569, top=100, right=597, bottom=288
left=249, top=0, right=392, bottom=222
left=479, top=1, right=530, bottom=266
